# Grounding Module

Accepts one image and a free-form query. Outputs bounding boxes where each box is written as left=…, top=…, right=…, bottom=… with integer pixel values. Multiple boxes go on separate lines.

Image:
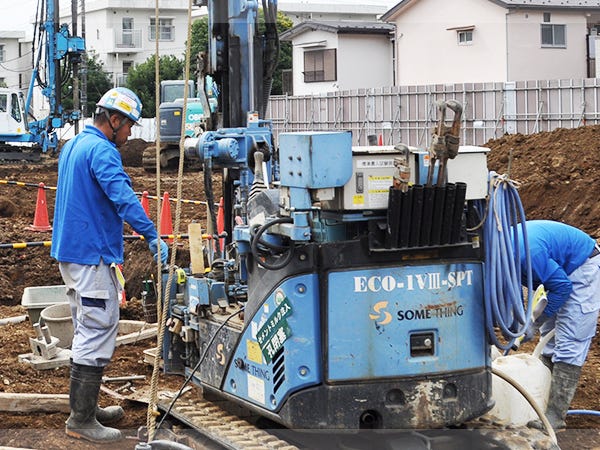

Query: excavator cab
left=0, top=89, right=28, bottom=140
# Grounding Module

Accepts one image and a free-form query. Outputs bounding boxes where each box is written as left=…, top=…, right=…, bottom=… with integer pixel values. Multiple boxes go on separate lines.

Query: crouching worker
left=516, top=220, right=600, bottom=431
left=50, top=87, right=169, bottom=443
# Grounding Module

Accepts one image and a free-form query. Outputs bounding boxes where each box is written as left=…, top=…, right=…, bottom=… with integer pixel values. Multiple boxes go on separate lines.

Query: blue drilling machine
left=158, top=1, right=549, bottom=448
left=0, top=0, right=85, bottom=160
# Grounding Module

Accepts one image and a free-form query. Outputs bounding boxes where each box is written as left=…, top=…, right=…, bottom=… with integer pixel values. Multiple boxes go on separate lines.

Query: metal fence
left=58, top=78, right=600, bottom=147
left=266, top=78, right=600, bottom=148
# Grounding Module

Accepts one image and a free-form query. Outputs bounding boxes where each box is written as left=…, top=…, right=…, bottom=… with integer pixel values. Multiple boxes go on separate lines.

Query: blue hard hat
left=96, top=87, right=143, bottom=124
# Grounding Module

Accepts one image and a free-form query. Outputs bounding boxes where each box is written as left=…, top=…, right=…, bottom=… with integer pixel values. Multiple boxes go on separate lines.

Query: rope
left=0, top=180, right=207, bottom=206
left=480, top=171, right=533, bottom=351
left=146, top=0, right=165, bottom=437
left=146, top=0, right=194, bottom=441
left=0, top=234, right=205, bottom=250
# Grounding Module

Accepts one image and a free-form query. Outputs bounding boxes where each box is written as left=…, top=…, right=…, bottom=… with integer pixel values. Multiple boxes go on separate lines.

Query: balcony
left=114, top=73, right=128, bottom=87
left=113, top=29, right=142, bottom=52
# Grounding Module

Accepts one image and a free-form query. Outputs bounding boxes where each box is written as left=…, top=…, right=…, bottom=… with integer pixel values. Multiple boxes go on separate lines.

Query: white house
left=280, top=21, right=395, bottom=95
left=278, top=0, right=391, bottom=24
left=59, top=0, right=191, bottom=86
left=0, top=32, right=29, bottom=92
left=382, top=0, right=600, bottom=85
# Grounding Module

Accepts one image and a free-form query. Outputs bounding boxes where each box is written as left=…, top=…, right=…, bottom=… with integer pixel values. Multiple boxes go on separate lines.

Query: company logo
left=216, top=343, right=226, bottom=365
left=369, top=301, right=393, bottom=325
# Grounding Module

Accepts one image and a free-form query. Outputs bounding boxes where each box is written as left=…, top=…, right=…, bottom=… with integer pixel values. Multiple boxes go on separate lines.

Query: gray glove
left=522, top=312, right=549, bottom=344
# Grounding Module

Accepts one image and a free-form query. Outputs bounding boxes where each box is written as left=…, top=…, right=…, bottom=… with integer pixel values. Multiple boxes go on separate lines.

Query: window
left=0, top=93, right=6, bottom=112
left=458, top=30, right=473, bottom=45
left=541, top=24, right=566, bottom=47
left=303, top=49, right=336, bottom=83
left=122, top=18, right=134, bottom=46
left=11, top=93, right=21, bottom=122
left=150, top=18, right=174, bottom=41
left=0, top=45, right=4, bottom=63
left=543, top=12, right=551, bottom=23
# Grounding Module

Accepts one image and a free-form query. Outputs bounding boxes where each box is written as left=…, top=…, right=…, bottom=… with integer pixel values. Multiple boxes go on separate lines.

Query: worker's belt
left=591, top=244, right=600, bottom=259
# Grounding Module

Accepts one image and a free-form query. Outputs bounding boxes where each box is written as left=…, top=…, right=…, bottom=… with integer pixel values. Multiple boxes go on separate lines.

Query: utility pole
left=80, top=0, right=87, bottom=118
left=71, top=0, right=80, bottom=133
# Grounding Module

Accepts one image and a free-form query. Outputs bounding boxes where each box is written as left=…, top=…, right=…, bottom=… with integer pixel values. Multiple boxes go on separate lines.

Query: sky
left=0, top=0, right=39, bottom=37
left=0, top=0, right=399, bottom=37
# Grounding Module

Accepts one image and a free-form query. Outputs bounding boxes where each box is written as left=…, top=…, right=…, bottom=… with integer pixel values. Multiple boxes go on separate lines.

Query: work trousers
left=541, top=251, right=600, bottom=366
left=59, top=260, right=121, bottom=367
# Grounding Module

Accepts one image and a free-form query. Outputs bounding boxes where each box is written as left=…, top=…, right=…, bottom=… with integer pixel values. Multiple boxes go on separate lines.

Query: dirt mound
left=119, top=138, right=149, bottom=167
left=1, top=128, right=600, bottom=449
left=486, top=125, right=600, bottom=238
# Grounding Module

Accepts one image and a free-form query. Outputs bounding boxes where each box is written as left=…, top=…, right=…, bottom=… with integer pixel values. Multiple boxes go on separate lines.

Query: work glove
left=148, top=238, right=169, bottom=266
left=522, top=312, right=550, bottom=344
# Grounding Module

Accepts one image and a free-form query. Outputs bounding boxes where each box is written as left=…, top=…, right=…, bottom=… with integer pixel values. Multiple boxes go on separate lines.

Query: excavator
left=141, top=55, right=218, bottom=171
left=0, top=0, right=84, bottom=161
left=144, top=1, right=559, bottom=449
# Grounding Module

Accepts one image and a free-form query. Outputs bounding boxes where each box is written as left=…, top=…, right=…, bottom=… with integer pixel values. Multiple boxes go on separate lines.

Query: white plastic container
left=40, top=303, right=73, bottom=349
left=487, top=353, right=551, bottom=426
left=21, top=285, right=69, bottom=324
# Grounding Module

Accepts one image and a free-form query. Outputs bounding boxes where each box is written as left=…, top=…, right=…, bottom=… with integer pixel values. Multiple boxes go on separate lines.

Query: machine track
left=157, top=397, right=299, bottom=450
left=154, top=395, right=560, bottom=450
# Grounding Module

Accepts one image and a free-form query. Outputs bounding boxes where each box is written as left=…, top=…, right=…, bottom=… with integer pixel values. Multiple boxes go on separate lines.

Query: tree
left=125, top=55, right=185, bottom=117
left=188, top=10, right=293, bottom=95
left=60, top=51, right=112, bottom=117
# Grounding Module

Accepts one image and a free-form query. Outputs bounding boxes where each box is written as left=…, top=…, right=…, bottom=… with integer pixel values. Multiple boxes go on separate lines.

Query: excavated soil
left=0, top=132, right=599, bottom=449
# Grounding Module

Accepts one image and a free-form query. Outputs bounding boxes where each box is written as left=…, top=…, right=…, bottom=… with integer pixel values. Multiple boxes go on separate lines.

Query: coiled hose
left=480, top=172, right=534, bottom=351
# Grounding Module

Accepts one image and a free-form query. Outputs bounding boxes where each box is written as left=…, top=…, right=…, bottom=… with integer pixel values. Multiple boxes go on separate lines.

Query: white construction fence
left=57, top=78, right=600, bottom=148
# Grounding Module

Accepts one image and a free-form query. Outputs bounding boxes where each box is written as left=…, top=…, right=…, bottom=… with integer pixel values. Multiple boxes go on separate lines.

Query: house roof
left=280, top=20, right=395, bottom=41
left=382, top=0, right=600, bottom=21
left=0, top=31, right=26, bottom=40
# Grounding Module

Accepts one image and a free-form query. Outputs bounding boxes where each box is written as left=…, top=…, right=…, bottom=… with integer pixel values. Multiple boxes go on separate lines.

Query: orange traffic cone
left=27, top=182, right=52, bottom=232
left=378, top=134, right=383, bottom=146
left=160, top=192, right=173, bottom=243
left=216, top=197, right=225, bottom=253
left=141, top=191, right=150, bottom=217
left=133, top=191, right=151, bottom=236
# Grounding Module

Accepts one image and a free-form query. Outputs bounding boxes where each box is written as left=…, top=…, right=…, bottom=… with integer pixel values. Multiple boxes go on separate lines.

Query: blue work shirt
left=51, top=125, right=157, bottom=265
left=518, top=220, right=596, bottom=316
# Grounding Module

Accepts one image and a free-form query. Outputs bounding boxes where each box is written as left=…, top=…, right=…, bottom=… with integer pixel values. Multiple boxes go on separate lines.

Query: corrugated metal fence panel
left=57, top=79, right=600, bottom=148
left=265, top=78, right=600, bottom=149
left=57, top=117, right=157, bottom=142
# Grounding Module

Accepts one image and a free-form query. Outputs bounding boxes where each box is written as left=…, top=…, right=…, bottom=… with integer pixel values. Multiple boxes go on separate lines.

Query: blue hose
left=480, top=172, right=534, bottom=351
left=567, top=409, right=600, bottom=417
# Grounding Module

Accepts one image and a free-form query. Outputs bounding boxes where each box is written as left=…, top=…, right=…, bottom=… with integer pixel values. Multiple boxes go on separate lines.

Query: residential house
left=60, top=0, right=191, bottom=86
left=0, top=31, right=30, bottom=93
left=279, top=0, right=392, bottom=24
left=280, top=21, right=395, bottom=95
left=382, top=0, right=600, bottom=85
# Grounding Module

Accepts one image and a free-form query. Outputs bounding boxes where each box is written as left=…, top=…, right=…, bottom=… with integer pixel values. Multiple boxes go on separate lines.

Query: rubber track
left=160, top=397, right=300, bottom=450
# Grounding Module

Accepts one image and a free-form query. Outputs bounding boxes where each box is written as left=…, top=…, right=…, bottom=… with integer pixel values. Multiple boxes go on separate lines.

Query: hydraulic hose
left=567, top=409, right=600, bottom=416
left=480, top=172, right=533, bottom=351
left=250, top=217, right=294, bottom=270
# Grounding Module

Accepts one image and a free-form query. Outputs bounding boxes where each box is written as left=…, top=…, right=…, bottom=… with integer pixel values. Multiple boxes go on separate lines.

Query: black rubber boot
left=65, top=362, right=122, bottom=442
left=528, top=361, right=582, bottom=431
left=96, top=405, right=124, bottom=424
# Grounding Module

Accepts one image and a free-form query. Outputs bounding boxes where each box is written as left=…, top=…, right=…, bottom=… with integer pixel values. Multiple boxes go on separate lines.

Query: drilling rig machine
left=156, top=1, right=554, bottom=448
left=0, top=0, right=85, bottom=160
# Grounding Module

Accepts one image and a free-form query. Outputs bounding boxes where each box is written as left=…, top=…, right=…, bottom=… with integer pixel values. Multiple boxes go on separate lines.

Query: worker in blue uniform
left=517, top=220, right=600, bottom=431
left=51, top=87, right=169, bottom=443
